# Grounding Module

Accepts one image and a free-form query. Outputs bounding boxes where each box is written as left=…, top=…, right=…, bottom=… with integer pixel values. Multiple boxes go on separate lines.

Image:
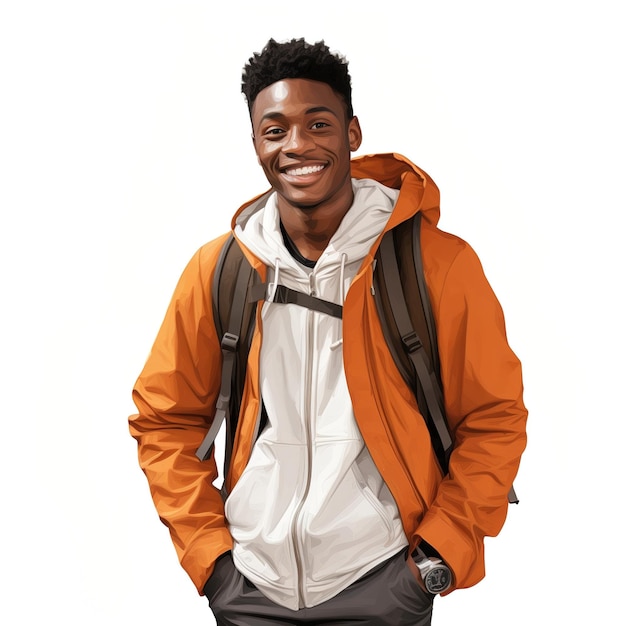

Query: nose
left=282, top=125, right=314, bottom=155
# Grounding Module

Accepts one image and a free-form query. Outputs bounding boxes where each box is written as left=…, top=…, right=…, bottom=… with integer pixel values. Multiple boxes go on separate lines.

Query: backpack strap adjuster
left=401, top=331, right=423, bottom=354
left=221, top=332, right=239, bottom=352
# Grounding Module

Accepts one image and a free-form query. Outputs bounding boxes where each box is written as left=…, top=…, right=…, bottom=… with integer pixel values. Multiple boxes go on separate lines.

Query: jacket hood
left=349, top=153, right=440, bottom=228
left=230, top=153, right=441, bottom=232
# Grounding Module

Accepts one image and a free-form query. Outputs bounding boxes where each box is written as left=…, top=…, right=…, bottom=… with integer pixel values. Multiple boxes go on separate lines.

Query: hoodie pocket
left=350, top=455, right=395, bottom=535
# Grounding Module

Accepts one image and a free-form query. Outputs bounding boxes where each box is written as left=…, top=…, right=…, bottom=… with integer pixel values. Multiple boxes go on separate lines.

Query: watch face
left=424, top=565, right=452, bottom=594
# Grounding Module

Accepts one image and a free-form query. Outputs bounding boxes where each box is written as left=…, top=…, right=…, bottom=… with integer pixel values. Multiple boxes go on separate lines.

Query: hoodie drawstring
left=269, top=258, right=281, bottom=301
left=339, top=252, right=347, bottom=304
left=330, top=253, right=348, bottom=351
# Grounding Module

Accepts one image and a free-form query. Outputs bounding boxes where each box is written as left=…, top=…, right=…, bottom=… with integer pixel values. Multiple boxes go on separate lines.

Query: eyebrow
left=259, top=106, right=340, bottom=123
left=305, top=106, right=338, bottom=117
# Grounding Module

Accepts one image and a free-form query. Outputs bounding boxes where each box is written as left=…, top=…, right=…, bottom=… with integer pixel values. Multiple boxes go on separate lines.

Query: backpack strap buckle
left=401, top=331, right=423, bottom=354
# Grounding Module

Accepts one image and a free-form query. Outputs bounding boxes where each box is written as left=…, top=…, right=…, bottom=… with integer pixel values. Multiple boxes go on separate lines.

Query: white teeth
left=285, top=164, right=325, bottom=176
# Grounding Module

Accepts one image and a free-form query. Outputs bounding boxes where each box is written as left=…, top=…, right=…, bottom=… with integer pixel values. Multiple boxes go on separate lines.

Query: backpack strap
left=376, top=213, right=453, bottom=473
left=411, top=215, right=440, bottom=378
left=271, top=284, right=343, bottom=319
left=196, top=236, right=258, bottom=463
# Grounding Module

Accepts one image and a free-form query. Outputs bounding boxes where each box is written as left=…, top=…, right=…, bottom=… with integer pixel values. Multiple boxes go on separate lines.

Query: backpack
left=195, top=212, right=518, bottom=505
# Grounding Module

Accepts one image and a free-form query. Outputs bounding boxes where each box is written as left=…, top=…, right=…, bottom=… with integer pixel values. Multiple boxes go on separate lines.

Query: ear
left=348, top=116, right=362, bottom=152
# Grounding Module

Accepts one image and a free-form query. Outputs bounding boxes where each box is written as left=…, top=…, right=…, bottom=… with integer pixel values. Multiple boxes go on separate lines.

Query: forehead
left=251, top=78, right=346, bottom=123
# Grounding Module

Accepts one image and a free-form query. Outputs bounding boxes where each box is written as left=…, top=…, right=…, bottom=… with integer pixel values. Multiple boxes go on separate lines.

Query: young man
left=129, top=39, right=527, bottom=625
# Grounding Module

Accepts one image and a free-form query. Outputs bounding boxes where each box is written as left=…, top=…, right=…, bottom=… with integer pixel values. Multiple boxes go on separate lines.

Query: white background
left=1, top=1, right=624, bottom=624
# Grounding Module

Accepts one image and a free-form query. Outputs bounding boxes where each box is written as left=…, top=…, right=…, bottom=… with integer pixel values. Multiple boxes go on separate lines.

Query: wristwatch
left=413, top=546, right=452, bottom=594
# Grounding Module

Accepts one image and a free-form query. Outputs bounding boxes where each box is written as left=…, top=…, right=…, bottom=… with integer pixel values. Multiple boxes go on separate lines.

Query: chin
left=290, top=197, right=328, bottom=211
left=280, top=190, right=327, bottom=209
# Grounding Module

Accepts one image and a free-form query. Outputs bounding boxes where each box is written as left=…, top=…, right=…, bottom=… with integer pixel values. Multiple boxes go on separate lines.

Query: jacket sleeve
left=415, top=242, right=528, bottom=592
left=128, top=237, right=233, bottom=595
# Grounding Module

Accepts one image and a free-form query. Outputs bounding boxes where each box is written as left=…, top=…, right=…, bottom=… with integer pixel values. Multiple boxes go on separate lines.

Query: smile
left=284, top=164, right=326, bottom=176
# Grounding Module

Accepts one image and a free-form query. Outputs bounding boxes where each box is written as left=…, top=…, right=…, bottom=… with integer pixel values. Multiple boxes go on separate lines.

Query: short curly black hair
left=242, top=38, right=353, bottom=118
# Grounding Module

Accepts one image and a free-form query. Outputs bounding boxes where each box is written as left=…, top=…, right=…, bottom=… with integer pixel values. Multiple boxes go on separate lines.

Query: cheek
left=257, top=145, right=281, bottom=167
left=328, top=136, right=351, bottom=156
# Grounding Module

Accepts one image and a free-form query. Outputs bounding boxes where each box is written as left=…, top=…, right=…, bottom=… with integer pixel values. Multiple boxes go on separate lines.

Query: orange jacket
left=129, top=153, right=527, bottom=596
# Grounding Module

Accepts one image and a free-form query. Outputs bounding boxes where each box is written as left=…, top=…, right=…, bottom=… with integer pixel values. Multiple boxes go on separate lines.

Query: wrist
left=412, top=545, right=452, bottom=594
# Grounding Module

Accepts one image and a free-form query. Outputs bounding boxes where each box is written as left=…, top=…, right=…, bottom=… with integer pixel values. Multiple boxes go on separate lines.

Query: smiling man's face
left=251, top=78, right=362, bottom=215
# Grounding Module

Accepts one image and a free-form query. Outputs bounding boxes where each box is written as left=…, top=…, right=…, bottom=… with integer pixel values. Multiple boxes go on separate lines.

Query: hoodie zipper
left=290, top=273, right=317, bottom=608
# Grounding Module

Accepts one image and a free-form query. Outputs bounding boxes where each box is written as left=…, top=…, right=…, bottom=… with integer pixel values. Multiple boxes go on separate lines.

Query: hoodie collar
left=234, top=177, right=400, bottom=276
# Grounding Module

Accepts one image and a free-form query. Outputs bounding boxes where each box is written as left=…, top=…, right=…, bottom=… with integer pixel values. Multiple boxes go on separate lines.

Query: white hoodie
left=225, top=178, right=408, bottom=610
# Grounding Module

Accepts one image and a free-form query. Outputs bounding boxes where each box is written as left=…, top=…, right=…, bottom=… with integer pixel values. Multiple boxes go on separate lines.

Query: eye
left=311, top=121, right=330, bottom=130
left=263, top=126, right=286, bottom=137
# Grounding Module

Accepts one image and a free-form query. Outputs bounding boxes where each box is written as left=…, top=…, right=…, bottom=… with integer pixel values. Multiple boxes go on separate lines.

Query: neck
left=277, top=184, right=354, bottom=261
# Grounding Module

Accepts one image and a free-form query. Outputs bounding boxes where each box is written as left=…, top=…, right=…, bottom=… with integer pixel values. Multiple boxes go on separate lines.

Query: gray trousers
left=204, top=549, right=434, bottom=625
